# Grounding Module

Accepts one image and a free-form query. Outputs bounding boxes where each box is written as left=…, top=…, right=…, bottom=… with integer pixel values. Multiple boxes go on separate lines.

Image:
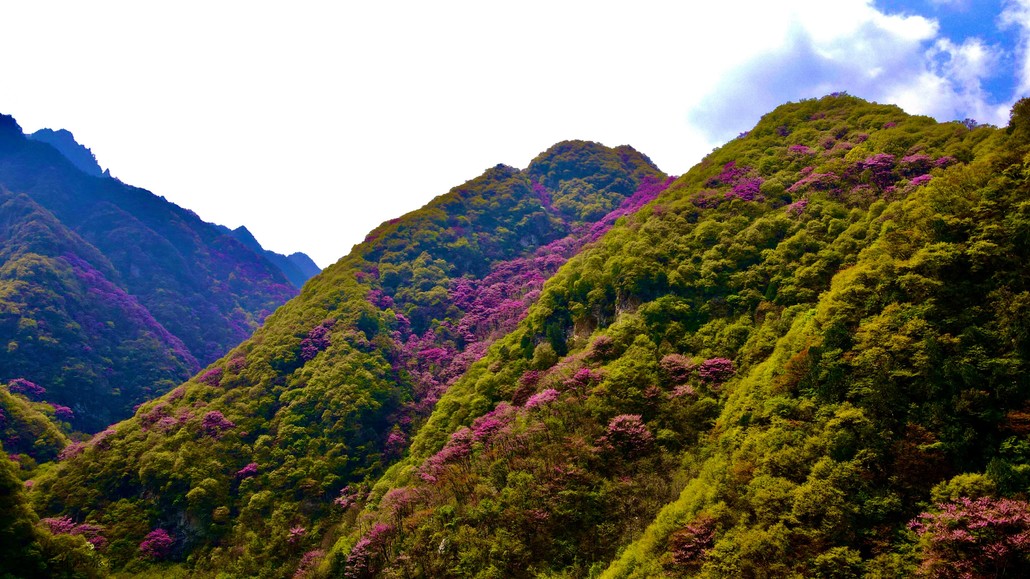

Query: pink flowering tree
left=49, top=403, right=74, bottom=421
left=698, top=358, right=735, bottom=384
left=668, top=514, right=717, bottom=568
left=236, top=462, right=258, bottom=478
left=600, top=414, right=654, bottom=458
left=139, top=528, right=174, bottom=559
left=41, top=516, right=107, bottom=549
left=7, top=378, right=45, bottom=400
left=344, top=523, right=394, bottom=579
left=524, top=388, right=560, bottom=410
left=201, top=410, right=235, bottom=438
left=909, top=496, right=1030, bottom=577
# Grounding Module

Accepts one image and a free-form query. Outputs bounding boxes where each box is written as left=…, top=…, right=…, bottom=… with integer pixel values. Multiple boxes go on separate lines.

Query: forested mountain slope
left=0, top=113, right=297, bottom=431
left=17, top=95, right=1030, bottom=578
left=317, top=95, right=1029, bottom=578
left=31, top=141, right=667, bottom=575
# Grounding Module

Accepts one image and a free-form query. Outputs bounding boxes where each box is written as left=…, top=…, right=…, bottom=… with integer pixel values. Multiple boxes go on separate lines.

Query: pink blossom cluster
left=300, top=319, right=335, bottom=362
left=49, top=403, right=74, bottom=421
left=669, top=515, right=717, bottom=567
left=785, top=198, right=809, bottom=217
left=293, top=550, right=325, bottom=579
left=7, top=378, right=45, bottom=400
left=344, top=523, right=394, bottom=579
left=197, top=367, right=223, bottom=387
left=600, top=414, right=654, bottom=458
left=201, top=410, right=235, bottom=438
left=41, top=516, right=108, bottom=549
left=909, top=496, right=1030, bottom=578
left=524, top=388, right=560, bottom=409
left=139, top=528, right=174, bottom=559
left=698, top=358, right=735, bottom=384
left=419, top=427, right=475, bottom=482
left=236, top=462, right=258, bottom=478
left=287, top=526, right=306, bottom=545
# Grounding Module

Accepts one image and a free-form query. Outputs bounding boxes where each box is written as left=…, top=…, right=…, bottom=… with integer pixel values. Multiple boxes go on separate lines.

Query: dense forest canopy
left=5, top=95, right=1030, bottom=578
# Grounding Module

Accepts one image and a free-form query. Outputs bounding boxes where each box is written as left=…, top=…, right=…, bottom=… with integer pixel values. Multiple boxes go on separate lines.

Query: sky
left=0, top=0, right=1026, bottom=268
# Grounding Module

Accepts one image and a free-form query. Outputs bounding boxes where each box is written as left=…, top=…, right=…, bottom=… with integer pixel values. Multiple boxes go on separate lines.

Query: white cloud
left=690, top=0, right=1011, bottom=142
left=1001, top=0, right=1030, bottom=95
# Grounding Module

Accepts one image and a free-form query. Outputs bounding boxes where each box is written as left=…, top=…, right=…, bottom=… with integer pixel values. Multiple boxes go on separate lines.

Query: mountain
left=25, top=127, right=321, bottom=288
left=30, top=140, right=668, bottom=574
left=27, top=128, right=107, bottom=179
left=0, top=113, right=297, bottom=431
left=24, top=96, right=1030, bottom=578
left=222, top=225, right=321, bottom=289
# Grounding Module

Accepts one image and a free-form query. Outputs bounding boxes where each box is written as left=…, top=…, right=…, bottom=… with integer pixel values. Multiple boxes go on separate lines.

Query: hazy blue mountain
left=222, top=225, right=322, bottom=288
left=27, top=128, right=107, bottom=179
left=0, top=112, right=296, bottom=431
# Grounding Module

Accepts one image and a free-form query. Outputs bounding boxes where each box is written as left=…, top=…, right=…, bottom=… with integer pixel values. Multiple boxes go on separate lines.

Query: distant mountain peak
left=28, top=128, right=107, bottom=178
left=224, top=225, right=321, bottom=288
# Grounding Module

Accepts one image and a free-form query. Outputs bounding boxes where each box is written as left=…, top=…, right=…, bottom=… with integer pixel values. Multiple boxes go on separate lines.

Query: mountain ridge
left=14, top=96, right=1030, bottom=578
left=0, top=113, right=296, bottom=431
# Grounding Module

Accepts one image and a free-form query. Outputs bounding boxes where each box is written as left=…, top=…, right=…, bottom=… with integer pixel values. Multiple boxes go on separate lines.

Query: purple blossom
left=197, top=367, right=223, bottom=387
left=419, top=427, right=474, bottom=482
left=909, top=497, right=1030, bottom=577
left=532, top=181, right=553, bottom=209
left=226, top=354, right=246, bottom=373
left=909, top=174, right=933, bottom=187
left=785, top=198, right=809, bottom=217
left=294, top=550, right=325, bottom=579
left=287, top=526, right=306, bottom=545
left=201, top=410, right=235, bottom=438
left=660, top=354, right=696, bottom=384
left=335, top=485, right=359, bottom=509
left=42, top=517, right=107, bottom=549
left=139, top=528, right=174, bottom=559
left=300, top=319, right=335, bottom=362
left=59, top=442, right=86, bottom=461
left=934, top=156, right=958, bottom=169
left=728, top=177, right=764, bottom=202
left=788, top=144, right=815, bottom=156
left=698, top=358, right=735, bottom=384
left=7, top=378, right=45, bottom=400
left=367, top=289, right=394, bottom=309
left=344, top=523, right=394, bottom=579
left=564, top=367, right=602, bottom=390
left=669, top=515, right=717, bottom=567
left=600, top=414, right=654, bottom=458
left=787, top=172, right=839, bottom=193
left=471, top=403, right=514, bottom=442
left=524, top=388, right=560, bottom=409
left=236, top=462, right=258, bottom=478
left=384, top=429, right=407, bottom=457
left=49, top=403, right=74, bottom=421
left=41, top=516, right=77, bottom=535
left=90, top=428, right=118, bottom=450
left=900, top=154, right=933, bottom=176
left=519, top=370, right=542, bottom=387
left=670, top=384, right=697, bottom=398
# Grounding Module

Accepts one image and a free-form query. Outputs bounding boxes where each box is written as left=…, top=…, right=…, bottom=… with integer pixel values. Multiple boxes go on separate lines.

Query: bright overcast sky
left=1, top=0, right=1026, bottom=267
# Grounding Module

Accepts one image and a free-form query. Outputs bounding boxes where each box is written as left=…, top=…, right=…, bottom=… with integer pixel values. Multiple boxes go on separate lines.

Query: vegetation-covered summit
left=29, top=140, right=667, bottom=575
